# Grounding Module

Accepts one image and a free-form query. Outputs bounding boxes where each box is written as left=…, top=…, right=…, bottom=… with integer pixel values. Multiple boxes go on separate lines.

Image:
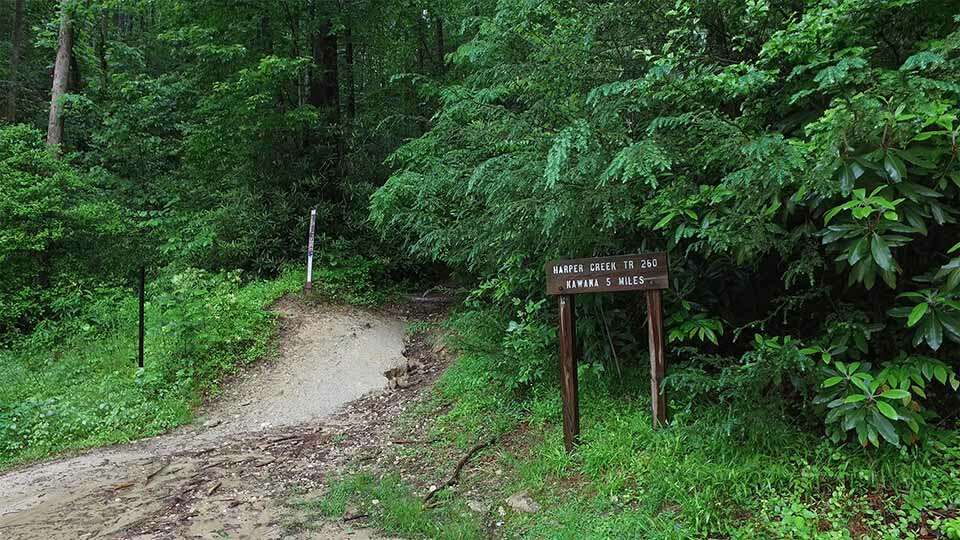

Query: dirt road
left=0, top=298, right=443, bottom=539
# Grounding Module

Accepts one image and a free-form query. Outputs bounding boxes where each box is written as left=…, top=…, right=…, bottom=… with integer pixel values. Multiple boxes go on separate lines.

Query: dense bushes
left=372, top=0, right=960, bottom=447
left=404, top=305, right=960, bottom=538
left=0, top=125, right=128, bottom=339
left=1, top=0, right=452, bottom=341
left=0, top=268, right=302, bottom=466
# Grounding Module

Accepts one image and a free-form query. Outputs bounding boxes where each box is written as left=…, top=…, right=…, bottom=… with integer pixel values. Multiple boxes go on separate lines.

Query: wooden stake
left=138, top=266, right=145, bottom=368
left=558, top=294, right=580, bottom=452
left=646, top=289, right=667, bottom=428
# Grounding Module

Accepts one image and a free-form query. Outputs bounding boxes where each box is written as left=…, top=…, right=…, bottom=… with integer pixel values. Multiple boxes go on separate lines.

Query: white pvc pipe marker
left=305, top=208, right=316, bottom=290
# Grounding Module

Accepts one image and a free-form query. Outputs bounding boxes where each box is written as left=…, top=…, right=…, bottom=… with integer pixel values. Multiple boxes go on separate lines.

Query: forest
left=1, top=0, right=960, bottom=538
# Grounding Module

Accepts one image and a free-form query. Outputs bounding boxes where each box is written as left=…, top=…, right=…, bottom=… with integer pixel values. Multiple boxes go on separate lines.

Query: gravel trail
left=0, top=298, right=424, bottom=540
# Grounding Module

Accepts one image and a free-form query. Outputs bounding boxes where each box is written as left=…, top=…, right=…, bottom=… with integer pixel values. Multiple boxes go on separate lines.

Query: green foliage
left=448, top=301, right=555, bottom=396
left=666, top=300, right=724, bottom=345
left=890, top=288, right=960, bottom=350
left=383, top=308, right=960, bottom=539
left=298, top=473, right=483, bottom=540
left=2, top=0, right=453, bottom=343
left=817, top=358, right=928, bottom=448
left=305, top=241, right=395, bottom=306
left=0, top=268, right=301, bottom=468
left=0, top=125, right=128, bottom=339
left=936, top=516, right=960, bottom=540
left=373, top=0, right=960, bottom=448
left=0, top=0, right=454, bottom=468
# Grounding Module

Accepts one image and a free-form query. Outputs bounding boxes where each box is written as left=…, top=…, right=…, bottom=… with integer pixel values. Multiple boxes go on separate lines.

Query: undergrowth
left=289, top=473, right=484, bottom=539
left=303, top=243, right=401, bottom=306
left=0, top=267, right=305, bottom=469
left=0, top=256, right=398, bottom=470
left=317, top=307, right=960, bottom=539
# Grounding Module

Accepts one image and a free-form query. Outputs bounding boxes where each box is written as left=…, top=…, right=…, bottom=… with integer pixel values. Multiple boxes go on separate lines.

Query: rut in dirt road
left=0, top=299, right=438, bottom=540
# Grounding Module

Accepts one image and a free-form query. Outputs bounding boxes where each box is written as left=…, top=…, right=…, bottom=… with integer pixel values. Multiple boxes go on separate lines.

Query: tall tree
left=95, top=10, right=109, bottom=90
left=434, top=14, right=445, bottom=74
left=46, top=0, right=73, bottom=149
left=308, top=21, right=339, bottom=111
left=6, top=0, right=26, bottom=123
left=345, top=20, right=356, bottom=122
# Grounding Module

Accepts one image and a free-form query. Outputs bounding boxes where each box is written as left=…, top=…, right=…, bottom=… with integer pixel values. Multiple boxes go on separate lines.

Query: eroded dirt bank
left=0, top=298, right=447, bottom=540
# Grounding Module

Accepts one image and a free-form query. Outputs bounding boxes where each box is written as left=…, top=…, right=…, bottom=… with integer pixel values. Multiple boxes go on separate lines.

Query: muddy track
left=0, top=298, right=449, bottom=540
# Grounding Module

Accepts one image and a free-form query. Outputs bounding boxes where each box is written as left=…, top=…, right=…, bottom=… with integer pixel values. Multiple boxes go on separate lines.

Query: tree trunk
left=96, top=12, right=109, bottom=89
left=308, top=21, right=339, bottom=111
left=7, top=0, right=25, bottom=123
left=69, top=47, right=82, bottom=92
left=47, top=0, right=73, bottom=150
left=308, top=19, right=342, bottom=193
left=434, top=15, right=445, bottom=74
left=416, top=16, right=427, bottom=73
left=345, top=23, right=356, bottom=122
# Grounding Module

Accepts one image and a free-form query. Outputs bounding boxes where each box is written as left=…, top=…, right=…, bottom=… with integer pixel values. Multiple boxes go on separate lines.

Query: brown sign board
left=545, top=252, right=669, bottom=296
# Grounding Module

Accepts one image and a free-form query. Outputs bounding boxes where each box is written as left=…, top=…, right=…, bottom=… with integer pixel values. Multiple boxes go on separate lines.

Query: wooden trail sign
left=546, top=252, right=669, bottom=452
left=546, top=252, right=668, bottom=295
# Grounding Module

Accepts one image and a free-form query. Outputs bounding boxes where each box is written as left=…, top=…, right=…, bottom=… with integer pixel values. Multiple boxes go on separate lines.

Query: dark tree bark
left=345, top=22, right=356, bottom=122
left=69, top=46, right=82, bottom=92
left=47, top=0, right=73, bottom=150
left=434, top=15, right=445, bottom=73
left=308, top=21, right=339, bottom=111
left=259, top=13, right=273, bottom=54
left=7, top=0, right=25, bottom=123
left=96, top=11, right=109, bottom=89
left=308, top=16, right=342, bottom=191
left=415, top=16, right=427, bottom=73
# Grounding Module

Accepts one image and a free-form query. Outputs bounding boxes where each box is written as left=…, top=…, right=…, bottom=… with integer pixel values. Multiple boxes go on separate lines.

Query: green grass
left=0, top=252, right=409, bottom=471
left=320, top=307, right=960, bottom=539
left=0, top=266, right=305, bottom=469
left=293, top=473, right=485, bottom=539
left=503, top=381, right=960, bottom=539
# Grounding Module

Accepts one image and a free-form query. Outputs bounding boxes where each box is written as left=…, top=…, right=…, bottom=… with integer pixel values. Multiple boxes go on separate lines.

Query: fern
left=544, top=120, right=591, bottom=188
left=600, top=140, right=671, bottom=188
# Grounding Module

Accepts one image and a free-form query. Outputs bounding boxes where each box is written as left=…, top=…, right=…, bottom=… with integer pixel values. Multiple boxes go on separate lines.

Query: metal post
left=138, top=266, right=145, bottom=368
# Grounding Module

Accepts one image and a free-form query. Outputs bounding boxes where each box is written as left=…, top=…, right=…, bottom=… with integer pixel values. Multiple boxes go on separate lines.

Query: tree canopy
left=2, top=0, right=959, bottom=452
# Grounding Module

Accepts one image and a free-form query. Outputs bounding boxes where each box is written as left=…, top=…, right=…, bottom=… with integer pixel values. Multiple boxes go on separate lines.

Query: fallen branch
left=356, top=449, right=381, bottom=462
left=144, top=462, right=168, bottom=485
left=423, top=437, right=496, bottom=504
left=343, top=513, right=370, bottom=523
left=264, top=435, right=302, bottom=446
left=207, top=481, right=222, bottom=496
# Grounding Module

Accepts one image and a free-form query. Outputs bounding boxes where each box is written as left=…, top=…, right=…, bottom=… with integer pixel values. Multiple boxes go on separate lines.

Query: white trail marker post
left=305, top=208, right=317, bottom=291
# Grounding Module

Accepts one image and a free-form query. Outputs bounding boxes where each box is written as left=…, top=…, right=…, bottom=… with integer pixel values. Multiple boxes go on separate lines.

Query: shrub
left=372, top=0, right=960, bottom=448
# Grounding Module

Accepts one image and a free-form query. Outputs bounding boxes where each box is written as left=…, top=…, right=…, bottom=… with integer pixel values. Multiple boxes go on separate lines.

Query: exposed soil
left=0, top=297, right=452, bottom=540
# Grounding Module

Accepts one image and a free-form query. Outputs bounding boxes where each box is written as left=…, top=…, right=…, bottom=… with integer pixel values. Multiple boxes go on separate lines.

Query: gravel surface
left=0, top=297, right=439, bottom=540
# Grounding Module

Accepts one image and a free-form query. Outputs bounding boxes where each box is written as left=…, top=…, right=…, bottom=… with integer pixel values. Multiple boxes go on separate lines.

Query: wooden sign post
left=305, top=208, right=317, bottom=291
left=545, top=252, right=669, bottom=452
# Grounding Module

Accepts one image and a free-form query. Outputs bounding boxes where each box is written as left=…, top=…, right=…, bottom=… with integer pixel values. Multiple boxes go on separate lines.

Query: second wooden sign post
left=545, top=252, right=670, bottom=452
